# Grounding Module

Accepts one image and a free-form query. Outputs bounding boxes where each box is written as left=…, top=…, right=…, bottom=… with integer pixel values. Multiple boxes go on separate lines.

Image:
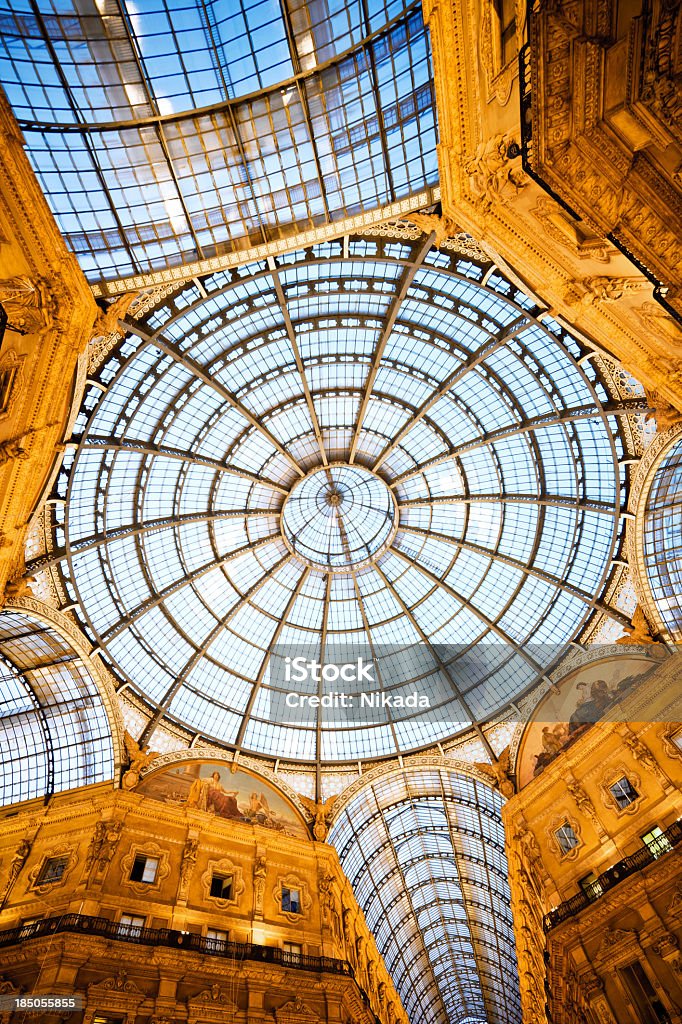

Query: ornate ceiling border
left=90, top=188, right=440, bottom=299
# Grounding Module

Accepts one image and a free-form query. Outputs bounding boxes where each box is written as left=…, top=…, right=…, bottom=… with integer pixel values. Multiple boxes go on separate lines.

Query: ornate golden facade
left=503, top=652, right=682, bottom=1023
left=0, top=767, right=406, bottom=1024
left=0, top=93, right=97, bottom=598
left=424, top=0, right=682, bottom=414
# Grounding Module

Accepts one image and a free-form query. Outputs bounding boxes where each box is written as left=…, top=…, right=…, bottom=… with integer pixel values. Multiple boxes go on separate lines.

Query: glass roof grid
left=47, top=239, right=642, bottom=757
left=329, top=769, right=521, bottom=1024
left=643, top=438, right=682, bottom=637
left=2, top=3, right=437, bottom=282
left=0, top=615, right=115, bottom=807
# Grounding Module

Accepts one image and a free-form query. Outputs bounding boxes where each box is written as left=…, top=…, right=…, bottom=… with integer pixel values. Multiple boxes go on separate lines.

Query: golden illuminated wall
left=423, top=0, right=682, bottom=418
left=0, top=772, right=407, bottom=1024
left=0, top=93, right=97, bottom=598
left=503, top=654, right=682, bottom=1024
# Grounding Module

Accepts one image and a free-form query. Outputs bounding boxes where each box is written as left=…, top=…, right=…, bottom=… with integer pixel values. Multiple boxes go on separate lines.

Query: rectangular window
left=210, top=873, right=233, bottom=900
left=204, top=929, right=228, bottom=950
left=37, top=856, right=68, bottom=885
left=118, top=913, right=145, bottom=938
left=620, top=961, right=671, bottom=1023
left=641, top=826, right=673, bottom=859
left=671, top=727, right=682, bottom=752
left=129, top=854, right=159, bottom=884
left=283, top=941, right=303, bottom=955
left=0, top=366, right=17, bottom=414
left=554, top=822, right=579, bottom=855
left=579, top=872, right=604, bottom=901
left=93, top=1018, right=125, bottom=1024
left=281, top=886, right=301, bottom=914
left=609, top=776, right=639, bottom=809
left=494, top=0, right=517, bottom=66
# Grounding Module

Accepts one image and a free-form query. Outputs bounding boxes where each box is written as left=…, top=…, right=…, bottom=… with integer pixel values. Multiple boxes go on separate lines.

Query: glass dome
left=51, top=234, right=637, bottom=762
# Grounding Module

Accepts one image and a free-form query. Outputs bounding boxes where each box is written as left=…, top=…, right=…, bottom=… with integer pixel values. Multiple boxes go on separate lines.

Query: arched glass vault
left=0, top=0, right=437, bottom=285
left=329, top=767, right=521, bottom=1024
left=0, top=609, right=115, bottom=806
left=36, top=233, right=643, bottom=764
left=642, top=434, right=682, bottom=639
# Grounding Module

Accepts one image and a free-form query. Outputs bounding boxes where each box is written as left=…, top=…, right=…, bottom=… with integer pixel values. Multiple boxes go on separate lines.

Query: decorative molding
left=661, top=724, right=682, bottom=762
left=593, top=926, right=639, bottom=967
left=120, top=841, right=171, bottom=897
left=546, top=813, right=584, bottom=862
left=90, top=189, right=440, bottom=298
left=26, top=845, right=77, bottom=896
left=187, top=983, right=239, bottom=1017
left=597, top=764, right=643, bottom=817
left=273, top=872, right=312, bottom=923
left=200, top=856, right=245, bottom=911
left=480, top=0, right=517, bottom=105
left=275, top=995, right=320, bottom=1022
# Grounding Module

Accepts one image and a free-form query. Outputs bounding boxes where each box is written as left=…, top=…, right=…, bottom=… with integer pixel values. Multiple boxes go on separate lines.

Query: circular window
left=281, top=464, right=397, bottom=570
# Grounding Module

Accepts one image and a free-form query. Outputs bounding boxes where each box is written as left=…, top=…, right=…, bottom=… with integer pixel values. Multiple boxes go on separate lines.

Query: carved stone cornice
left=426, top=0, right=682, bottom=421
left=529, top=0, right=682, bottom=317
left=0, top=93, right=97, bottom=594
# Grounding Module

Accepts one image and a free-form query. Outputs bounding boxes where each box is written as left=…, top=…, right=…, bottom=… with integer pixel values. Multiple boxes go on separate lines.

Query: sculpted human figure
left=6, top=838, right=30, bottom=888
left=253, top=854, right=267, bottom=917
left=179, top=837, right=198, bottom=890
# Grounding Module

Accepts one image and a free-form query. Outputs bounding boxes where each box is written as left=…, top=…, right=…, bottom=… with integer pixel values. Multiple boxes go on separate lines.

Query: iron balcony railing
left=0, top=912, right=352, bottom=976
left=544, top=820, right=682, bottom=931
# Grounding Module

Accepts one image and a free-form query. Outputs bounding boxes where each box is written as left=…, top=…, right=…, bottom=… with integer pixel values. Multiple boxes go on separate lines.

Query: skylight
left=329, top=767, right=522, bottom=1024
left=46, top=234, right=640, bottom=763
left=0, top=0, right=437, bottom=284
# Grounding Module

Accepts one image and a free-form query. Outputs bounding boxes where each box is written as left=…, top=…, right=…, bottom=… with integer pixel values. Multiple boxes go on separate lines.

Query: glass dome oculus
left=281, top=465, right=397, bottom=571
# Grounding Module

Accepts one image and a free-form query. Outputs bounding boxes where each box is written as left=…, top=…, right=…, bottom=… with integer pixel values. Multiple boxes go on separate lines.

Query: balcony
left=544, top=820, right=682, bottom=930
left=0, top=912, right=351, bottom=976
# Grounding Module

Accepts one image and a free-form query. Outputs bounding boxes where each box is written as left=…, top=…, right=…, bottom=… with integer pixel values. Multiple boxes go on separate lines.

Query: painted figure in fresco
left=243, top=791, right=285, bottom=830
left=531, top=667, right=644, bottom=778
left=187, top=772, right=240, bottom=818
